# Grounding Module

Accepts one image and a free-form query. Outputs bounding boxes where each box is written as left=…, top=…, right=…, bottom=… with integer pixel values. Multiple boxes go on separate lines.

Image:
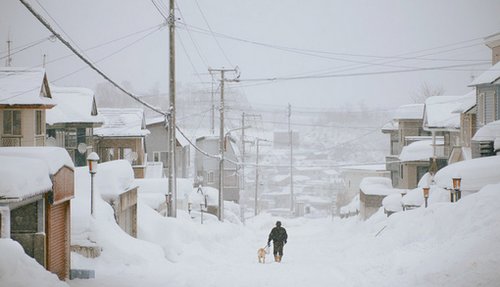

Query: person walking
left=267, top=221, right=288, bottom=262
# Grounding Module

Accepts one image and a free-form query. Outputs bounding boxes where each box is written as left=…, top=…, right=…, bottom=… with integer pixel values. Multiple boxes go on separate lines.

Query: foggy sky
left=1, top=0, right=500, bottom=111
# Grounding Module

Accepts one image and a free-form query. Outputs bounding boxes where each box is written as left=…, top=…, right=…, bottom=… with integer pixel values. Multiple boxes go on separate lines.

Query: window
left=35, top=110, right=42, bottom=135
left=153, top=151, right=168, bottom=168
left=120, top=148, right=136, bottom=165
left=65, top=129, right=77, bottom=148
left=3, top=110, right=21, bottom=135
left=207, top=171, right=214, bottom=184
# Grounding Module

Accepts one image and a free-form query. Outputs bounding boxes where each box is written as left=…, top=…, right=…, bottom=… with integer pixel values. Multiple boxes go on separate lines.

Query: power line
left=192, top=0, right=233, bottom=67
left=18, top=0, right=165, bottom=116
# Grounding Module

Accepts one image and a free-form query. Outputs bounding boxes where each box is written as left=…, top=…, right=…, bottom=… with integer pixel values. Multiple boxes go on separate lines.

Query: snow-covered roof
left=340, top=164, right=387, bottom=171
left=399, top=139, right=443, bottom=162
left=360, top=177, right=406, bottom=196
left=393, top=104, right=424, bottom=120
left=472, top=119, right=500, bottom=142
left=0, top=155, right=52, bottom=201
left=94, top=108, right=150, bottom=137
left=145, top=116, right=165, bottom=126
left=469, top=61, right=500, bottom=86
left=452, top=90, right=476, bottom=114
left=0, top=67, right=55, bottom=107
left=423, top=95, right=475, bottom=130
left=0, top=147, right=74, bottom=174
left=381, top=120, right=398, bottom=132
left=382, top=193, right=403, bottom=212
left=434, top=155, right=500, bottom=192
left=46, top=85, right=103, bottom=126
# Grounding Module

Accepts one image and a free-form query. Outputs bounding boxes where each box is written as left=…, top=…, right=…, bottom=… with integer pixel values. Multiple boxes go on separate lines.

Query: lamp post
left=422, top=187, right=430, bottom=208
left=87, top=152, right=99, bottom=217
left=452, top=177, right=462, bottom=202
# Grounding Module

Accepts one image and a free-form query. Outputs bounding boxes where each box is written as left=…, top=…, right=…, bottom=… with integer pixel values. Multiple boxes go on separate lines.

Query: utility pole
left=5, top=37, right=12, bottom=67
left=288, top=103, right=294, bottom=213
left=208, top=67, right=239, bottom=221
left=254, top=137, right=270, bottom=216
left=42, top=54, right=46, bottom=68
left=167, top=0, right=177, bottom=217
left=211, top=74, right=215, bottom=135
left=241, top=112, right=260, bottom=194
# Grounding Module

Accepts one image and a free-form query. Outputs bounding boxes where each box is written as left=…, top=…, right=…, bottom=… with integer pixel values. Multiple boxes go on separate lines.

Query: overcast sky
left=1, top=0, right=500, bottom=111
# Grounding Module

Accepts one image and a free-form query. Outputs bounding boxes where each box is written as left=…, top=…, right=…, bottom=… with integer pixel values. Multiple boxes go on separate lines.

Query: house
left=46, top=86, right=103, bottom=166
left=398, top=139, right=444, bottom=189
left=337, top=164, right=390, bottom=213
left=359, top=177, right=406, bottom=220
left=381, top=104, right=427, bottom=187
left=423, top=94, right=475, bottom=162
left=0, top=147, right=74, bottom=280
left=94, top=108, right=149, bottom=178
left=145, top=116, right=190, bottom=178
left=194, top=135, right=240, bottom=203
left=469, top=32, right=500, bottom=157
left=0, top=67, right=55, bottom=147
left=450, top=90, right=477, bottom=163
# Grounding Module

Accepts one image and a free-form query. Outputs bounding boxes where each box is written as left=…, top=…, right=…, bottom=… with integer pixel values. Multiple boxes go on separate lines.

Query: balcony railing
left=1, top=136, right=21, bottom=146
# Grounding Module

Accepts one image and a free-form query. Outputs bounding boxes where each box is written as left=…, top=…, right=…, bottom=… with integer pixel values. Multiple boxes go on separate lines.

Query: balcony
left=1, top=136, right=21, bottom=146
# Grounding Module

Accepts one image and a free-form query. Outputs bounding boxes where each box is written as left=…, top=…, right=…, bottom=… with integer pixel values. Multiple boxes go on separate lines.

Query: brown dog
left=257, top=247, right=267, bottom=263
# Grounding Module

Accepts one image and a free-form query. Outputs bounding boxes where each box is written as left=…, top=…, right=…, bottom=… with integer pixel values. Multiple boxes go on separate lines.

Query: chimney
left=485, top=32, right=500, bottom=65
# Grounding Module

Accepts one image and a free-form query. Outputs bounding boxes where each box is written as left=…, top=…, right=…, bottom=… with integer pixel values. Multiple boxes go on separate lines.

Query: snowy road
left=67, top=186, right=500, bottom=287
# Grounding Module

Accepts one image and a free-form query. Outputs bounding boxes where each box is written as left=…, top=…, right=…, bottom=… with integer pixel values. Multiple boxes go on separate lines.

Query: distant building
left=273, top=130, right=299, bottom=149
left=194, top=135, right=240, bottom=203
left=145, top=116, right=190, bottom=178
left=94, top=108, right=149, bottom=178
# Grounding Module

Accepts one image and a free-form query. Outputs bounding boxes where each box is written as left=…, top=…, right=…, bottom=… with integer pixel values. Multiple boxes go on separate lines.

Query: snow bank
left=433, top=155, right=500, bottom=192
left=94, top=160, right=135, bottom=201
left=376, top=183, right=500, bottom=286
left=382, top=193, right=403, bottom=212
left=0, top=239, right=68, bottom=287
left=340, top=194, right=359, bottom=215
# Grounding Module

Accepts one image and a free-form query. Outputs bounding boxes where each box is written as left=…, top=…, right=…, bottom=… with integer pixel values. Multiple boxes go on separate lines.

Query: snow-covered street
left=63, top=183, right=500, bottom=287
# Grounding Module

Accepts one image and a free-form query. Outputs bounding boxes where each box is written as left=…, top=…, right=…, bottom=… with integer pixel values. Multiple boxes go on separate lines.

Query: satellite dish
left=77, top=143, right=88, bottom=154
left=130, top=151, right=138, bottom=161
left=46, top=137, right=57, bottom=147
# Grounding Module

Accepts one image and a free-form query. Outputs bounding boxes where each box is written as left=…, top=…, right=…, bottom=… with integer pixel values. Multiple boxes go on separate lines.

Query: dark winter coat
left=268, top=226, right=288, bottom=244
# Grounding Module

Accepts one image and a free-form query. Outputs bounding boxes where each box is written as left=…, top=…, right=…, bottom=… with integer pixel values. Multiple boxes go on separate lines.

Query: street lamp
left=87, top=152, right=99, bottom=216
left=422, top=187, right=430, bottom=208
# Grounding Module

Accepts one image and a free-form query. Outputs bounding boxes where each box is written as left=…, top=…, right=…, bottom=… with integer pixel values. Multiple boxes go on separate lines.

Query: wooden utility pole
left=167, top=0, right=177, bottom=217
left=288, top=103, right=294, bottom=213
left=5, top=37, right=12, bottom=67
left=208, top=67, right=239, bottom=221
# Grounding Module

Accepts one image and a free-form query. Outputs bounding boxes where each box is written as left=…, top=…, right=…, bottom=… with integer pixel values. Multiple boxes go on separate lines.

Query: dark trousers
left=273, top=241, right=284, bottom=256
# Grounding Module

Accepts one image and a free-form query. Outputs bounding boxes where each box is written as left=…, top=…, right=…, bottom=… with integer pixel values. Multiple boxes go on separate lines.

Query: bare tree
left=411, top=82, right=444, bottom=103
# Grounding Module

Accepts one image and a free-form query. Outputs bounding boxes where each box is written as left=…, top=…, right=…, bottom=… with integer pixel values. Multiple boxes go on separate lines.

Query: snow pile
left=340, top=194, right=359, bottom=215
left=94, top=160, right=135, bottom=201
left=375, top=183, right=500, bottom=286
left=0, top=239, right=68, bottom=287
left=433, top=155, right=500, bottom=192
left=382, top=193, right=403, bottom=212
